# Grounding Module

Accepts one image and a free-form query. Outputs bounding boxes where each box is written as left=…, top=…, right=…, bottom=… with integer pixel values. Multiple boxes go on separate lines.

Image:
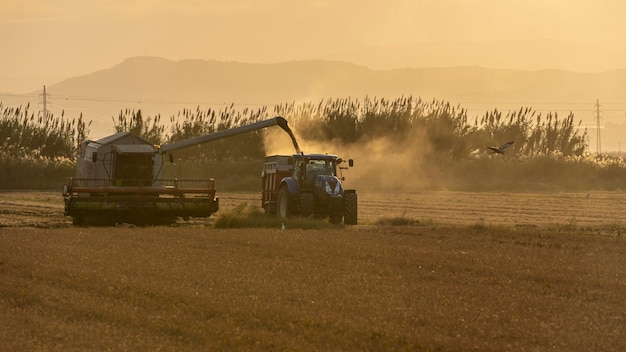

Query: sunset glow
left=1, top=0, right=624, bottom=77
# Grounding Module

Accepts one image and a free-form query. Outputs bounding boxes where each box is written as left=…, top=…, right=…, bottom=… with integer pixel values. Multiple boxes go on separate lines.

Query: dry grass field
left=1, top=190, right=625, bottom=351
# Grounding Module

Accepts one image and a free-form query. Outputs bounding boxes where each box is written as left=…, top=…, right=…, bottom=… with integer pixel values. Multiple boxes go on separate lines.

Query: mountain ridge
left=324, top=39, right=626, bottom=73
left=47, top=56, right=626, bottom=105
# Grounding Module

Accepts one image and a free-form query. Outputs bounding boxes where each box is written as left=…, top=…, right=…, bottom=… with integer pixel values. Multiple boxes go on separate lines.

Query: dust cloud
left=335, top=130, right=440, bottom=192
left=263, top=125, right=440, bottom=192
left=263, top=127, right=303, bottom=156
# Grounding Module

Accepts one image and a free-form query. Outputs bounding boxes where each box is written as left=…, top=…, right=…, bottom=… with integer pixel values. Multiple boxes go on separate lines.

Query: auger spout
left=159, top=116, right=300, bottom=154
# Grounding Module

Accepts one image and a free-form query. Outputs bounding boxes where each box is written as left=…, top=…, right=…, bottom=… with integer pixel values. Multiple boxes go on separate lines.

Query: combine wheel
left=343, top=192, right=358, bottom=225
left=300, top=193, right=314, bottom=217
left=277, top=186, right=291, bottom=219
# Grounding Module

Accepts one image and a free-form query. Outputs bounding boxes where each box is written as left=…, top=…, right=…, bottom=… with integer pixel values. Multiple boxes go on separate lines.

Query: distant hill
left=48, top=56, right=626, bottom=105
left=325, top=39, right=626, bottom=73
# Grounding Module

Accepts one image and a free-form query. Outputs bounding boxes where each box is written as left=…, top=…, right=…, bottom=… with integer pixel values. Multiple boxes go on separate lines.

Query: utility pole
left=38, top=85, right=50, bottom=118
left=595, top=99, right=602, bottom=154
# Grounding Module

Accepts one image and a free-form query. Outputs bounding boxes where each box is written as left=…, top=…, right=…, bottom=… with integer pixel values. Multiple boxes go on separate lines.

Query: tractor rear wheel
left=300, top=192, right=314, bottom=217
left=343, top=192, right=358, bottom=225
left=277, top=186, right=290, bottom=219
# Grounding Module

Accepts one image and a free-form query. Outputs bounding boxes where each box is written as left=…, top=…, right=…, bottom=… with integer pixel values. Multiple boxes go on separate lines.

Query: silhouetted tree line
left=112, top=109, right=164, bottom=144
left=113, top=105, right=266, bottom=162
left=110, top=97, right=588, bottom=162
left=275, top=96, right=587, bottom=160
left=3, top=97, right=626, bottom=191
left=0, top=102, right=89, bottom=188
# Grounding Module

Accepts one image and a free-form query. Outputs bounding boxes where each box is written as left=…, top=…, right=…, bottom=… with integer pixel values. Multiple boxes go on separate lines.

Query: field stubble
left=1, top=190, right=625, bottom=230
left=0, top=190, right=625, bottom=351
left=217, top=190, right=626, bottom=232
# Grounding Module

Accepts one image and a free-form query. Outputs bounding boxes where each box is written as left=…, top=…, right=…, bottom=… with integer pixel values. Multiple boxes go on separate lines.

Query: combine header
left=63, top=117, right=299, bottom=225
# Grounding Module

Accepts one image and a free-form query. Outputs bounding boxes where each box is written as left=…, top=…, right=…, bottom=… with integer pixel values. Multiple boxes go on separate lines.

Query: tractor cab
left=293, top=155, right=338, bottom=187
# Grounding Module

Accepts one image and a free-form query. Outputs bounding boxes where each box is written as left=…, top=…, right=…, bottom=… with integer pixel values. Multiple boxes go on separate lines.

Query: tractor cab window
left=305, top=159, right=335, bottom=181
left=293, top=159, right=303, bottom=181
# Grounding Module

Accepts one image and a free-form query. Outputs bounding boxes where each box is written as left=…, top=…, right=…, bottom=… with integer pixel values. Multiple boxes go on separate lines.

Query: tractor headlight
left=324, top=181, right=342, bottom=195
left=325, top=181, right=333, bottom=194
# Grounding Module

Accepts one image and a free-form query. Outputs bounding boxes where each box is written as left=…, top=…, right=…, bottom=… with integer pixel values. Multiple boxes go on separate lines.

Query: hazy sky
left=1, top=0, right=625, bottom=77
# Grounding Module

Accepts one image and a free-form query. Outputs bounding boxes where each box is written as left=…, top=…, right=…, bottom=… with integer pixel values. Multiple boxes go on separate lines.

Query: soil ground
left=0, top=190, right=624, bottom=351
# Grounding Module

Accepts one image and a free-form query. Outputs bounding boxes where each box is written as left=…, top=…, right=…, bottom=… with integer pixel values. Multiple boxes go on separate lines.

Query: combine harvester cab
left=261, top=154, right=357, bottom=224
left=63, top=116, right=300, bottom=225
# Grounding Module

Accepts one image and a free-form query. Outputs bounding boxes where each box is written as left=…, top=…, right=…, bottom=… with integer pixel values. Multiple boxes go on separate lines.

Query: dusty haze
left=1, top=1, right=626, bottom=151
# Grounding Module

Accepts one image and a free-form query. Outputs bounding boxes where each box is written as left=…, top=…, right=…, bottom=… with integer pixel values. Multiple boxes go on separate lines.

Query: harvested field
left=0, top=190, right=625, bottom=351
left=219, top=190, right=626, bottom=232
left=1, top=190, right=625, bottom=230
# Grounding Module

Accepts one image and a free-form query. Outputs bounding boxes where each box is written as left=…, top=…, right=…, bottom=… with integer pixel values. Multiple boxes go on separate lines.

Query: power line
left=4, top=91, right=626, bottom=110
left=4, top=92, right=626, bottom=125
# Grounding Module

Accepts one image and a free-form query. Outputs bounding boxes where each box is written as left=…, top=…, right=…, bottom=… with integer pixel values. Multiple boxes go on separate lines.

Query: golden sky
left=1, top=0, right=625, bottom=77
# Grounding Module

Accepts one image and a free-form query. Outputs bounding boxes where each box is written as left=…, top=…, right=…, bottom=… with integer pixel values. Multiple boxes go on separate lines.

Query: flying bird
left=487, top=141, right=514, bottom=154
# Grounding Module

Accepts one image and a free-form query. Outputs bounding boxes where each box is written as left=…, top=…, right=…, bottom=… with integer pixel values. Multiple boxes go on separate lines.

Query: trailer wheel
left=277, top=186, right=290, bottom=219
left=343, top=192, right=358, bottom=225
left=300, top=192, right=314, bottom=217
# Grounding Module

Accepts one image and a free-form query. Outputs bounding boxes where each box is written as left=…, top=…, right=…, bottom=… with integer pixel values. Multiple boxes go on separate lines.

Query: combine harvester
left=63, top=117, right=300, bottom=225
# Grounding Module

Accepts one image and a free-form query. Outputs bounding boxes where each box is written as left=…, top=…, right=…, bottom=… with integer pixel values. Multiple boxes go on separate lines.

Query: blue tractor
left=261, top=153, right=357, bottom=224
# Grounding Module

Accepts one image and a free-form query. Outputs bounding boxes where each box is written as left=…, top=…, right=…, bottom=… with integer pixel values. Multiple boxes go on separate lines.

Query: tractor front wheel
left=343, top=192, right=358, bottom=225
left=300, top=192, right=314, bottom=217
